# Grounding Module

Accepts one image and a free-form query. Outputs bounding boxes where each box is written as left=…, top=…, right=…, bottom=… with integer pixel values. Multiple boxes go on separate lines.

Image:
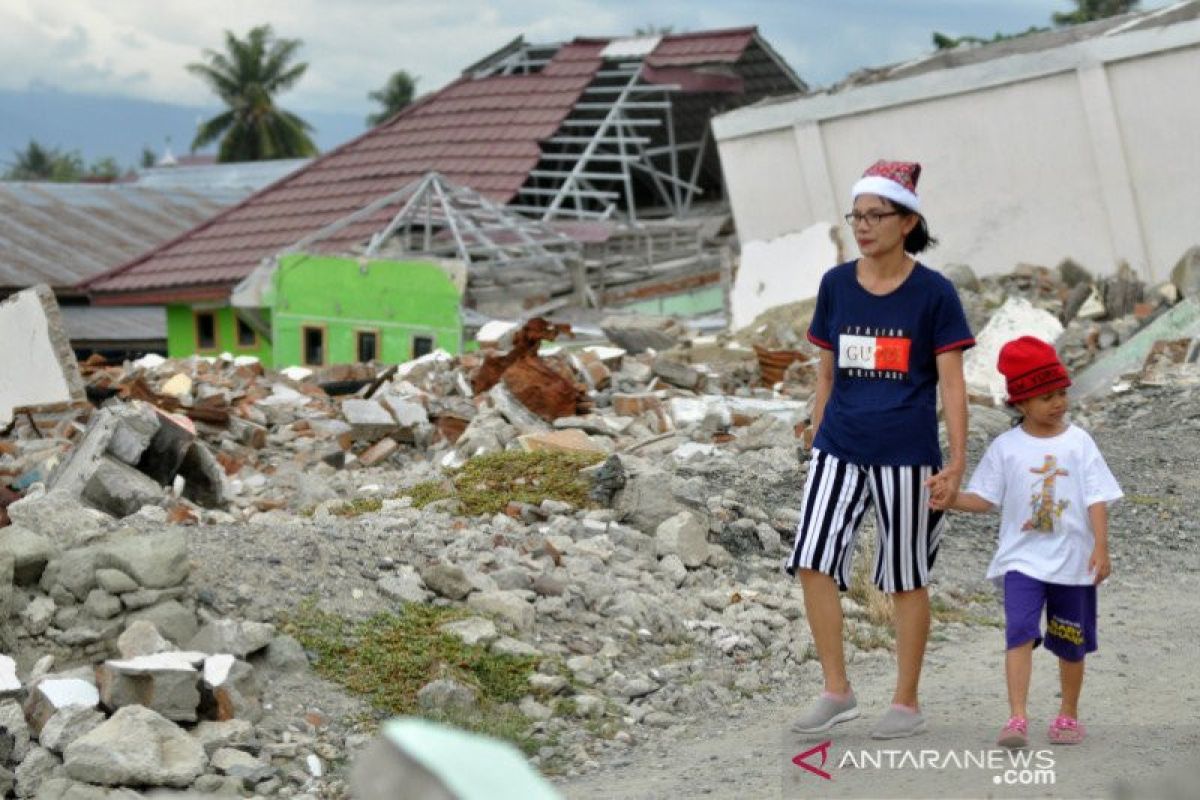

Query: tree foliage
left=1053, top=0, right=1140, bottom=26
left=2, top=141, right=124, bottom=182
left=366, top=70, right=418, bottom=127
left=188, top=24, right=318, bottom=162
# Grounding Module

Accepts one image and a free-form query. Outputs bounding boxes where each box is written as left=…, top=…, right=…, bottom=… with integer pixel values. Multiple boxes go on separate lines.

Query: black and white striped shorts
left=785, top=448, right=946, bottom=593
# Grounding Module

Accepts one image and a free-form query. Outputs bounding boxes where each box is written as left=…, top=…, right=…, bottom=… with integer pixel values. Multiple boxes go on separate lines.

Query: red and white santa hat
left=851, top=160, right=922, bottom=212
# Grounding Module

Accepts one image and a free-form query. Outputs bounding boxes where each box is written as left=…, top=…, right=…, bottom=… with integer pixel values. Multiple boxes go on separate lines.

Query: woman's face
left=850, top=194, right=917, bottom=258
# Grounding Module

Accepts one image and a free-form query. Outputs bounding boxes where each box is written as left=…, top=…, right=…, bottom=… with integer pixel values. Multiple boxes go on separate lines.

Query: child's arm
left=946, top=491, right=995, bottom=513
left=1088, top=502, right=1112, bottom=585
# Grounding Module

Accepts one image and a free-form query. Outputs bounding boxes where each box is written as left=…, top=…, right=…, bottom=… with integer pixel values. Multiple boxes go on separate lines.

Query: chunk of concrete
left=23, top=679, right=99, bottom=737
left=1072, top=298, right=1200, bottom=398
left=964, top=297, right=1064, bottom=404
left=655, top=511, right=709, bottom=568
left=0, top=285, right=84, bottom=428
left=177, top=442, right=227, bottom=508
left=1170, top=245, right=1200, bottom=299
left=731, top=223, right=841, bottom=331
left=199, top=655, right=261, bottom=723
left=81, top=457, right=163, bottom=518
left=96, top=528, right=189, bottom=589
left=600, top=314, right=685, bottom=354
left=95, top=654, right=202, bottom=723
left=103, top=402, right=161, bottom=467
left=341, top=399, right=399, bottom=443
left=63, top=705, right=207, bottom=788
left=135, top=409, right=195, bottom=485
left=0, top=526, right=56, bottom=585
left=186, top=620, right=275, bottom=659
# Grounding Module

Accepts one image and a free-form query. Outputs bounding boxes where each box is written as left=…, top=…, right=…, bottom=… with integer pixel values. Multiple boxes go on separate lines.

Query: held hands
left=925, top=463, right=965, bottom=511
left=1090, top=546, right=1112, bottom=585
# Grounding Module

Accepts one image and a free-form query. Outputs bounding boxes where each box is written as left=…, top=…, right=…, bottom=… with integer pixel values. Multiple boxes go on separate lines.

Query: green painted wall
left=614, top=285, right=725, bottom=317
left=166, top=305, right=273, bottom=364
left=271, top=254, right=462, bottom=367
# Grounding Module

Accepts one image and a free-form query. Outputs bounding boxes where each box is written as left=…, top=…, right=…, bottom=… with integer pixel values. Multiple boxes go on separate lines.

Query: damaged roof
left=83, top=27, right=804, bottom=305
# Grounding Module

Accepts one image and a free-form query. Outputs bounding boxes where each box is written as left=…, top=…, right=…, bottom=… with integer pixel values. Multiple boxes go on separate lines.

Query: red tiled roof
left=84, top=31, right=760, bottom=302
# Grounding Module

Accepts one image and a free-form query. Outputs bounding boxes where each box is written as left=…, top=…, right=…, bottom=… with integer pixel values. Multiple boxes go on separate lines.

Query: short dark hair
left=884, top=199, right=938, bottom=254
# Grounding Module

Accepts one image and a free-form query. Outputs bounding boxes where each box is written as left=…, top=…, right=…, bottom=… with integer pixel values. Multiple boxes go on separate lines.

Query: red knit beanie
left=997, top=336, right=1071, bottom=404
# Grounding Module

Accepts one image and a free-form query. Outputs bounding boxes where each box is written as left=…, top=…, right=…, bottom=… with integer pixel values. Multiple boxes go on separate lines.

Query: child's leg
left=1058, top=656, right=1084, bottom=719
left=1006, top=641, right=1035, bottom=719
left=1002, top=572, right=1047, bottom=720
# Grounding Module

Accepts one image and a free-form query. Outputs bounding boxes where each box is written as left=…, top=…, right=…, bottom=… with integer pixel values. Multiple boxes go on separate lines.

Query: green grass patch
left=283, top=599, right=542, bottom=752
left=401, top=450, right=606, bottom=516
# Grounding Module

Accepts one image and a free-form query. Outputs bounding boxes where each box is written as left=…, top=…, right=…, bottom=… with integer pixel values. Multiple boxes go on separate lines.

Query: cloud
left=0, top=0, right=1158, bottom=114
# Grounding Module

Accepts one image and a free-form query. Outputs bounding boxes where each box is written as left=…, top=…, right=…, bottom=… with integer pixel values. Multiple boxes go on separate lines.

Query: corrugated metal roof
left=85, top=27, right=794, bottom=303
left=0, top=180, right=269, bottom=290
left=58, top=304, right=166, bottom=342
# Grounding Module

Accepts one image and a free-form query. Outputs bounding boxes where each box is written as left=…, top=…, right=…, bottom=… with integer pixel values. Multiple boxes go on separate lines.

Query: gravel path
left=558, top=427, right=1200, bottom=799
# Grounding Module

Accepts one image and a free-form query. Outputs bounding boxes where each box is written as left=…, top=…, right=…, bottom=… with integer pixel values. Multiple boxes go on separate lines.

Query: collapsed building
left=80, top=28, right=806, bottom=368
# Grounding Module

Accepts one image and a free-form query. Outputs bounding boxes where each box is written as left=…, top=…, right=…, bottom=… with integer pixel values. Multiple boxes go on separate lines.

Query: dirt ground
left=559, top=427, right=1200, bottom=800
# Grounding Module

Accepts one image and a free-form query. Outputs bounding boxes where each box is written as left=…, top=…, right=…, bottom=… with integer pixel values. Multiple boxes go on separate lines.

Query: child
left=942, top=336, right=1122, bottom=748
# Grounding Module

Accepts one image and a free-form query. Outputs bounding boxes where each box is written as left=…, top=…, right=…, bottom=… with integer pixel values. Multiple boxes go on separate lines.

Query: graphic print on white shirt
left=1023, top=455, right=1069, bottom=533
left=837, top=325, right=911, bottom=381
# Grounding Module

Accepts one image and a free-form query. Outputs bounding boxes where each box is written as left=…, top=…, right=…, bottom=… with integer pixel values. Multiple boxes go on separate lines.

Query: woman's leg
left=799, top=569, right=850, bottom=694
left=891, top=586, right=930, bottom=708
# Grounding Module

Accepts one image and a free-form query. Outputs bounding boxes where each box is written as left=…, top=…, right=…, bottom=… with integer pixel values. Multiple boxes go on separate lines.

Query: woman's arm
left=927, top=349, right=969, bottom=508
left=804, top=349, right=835, bottom=447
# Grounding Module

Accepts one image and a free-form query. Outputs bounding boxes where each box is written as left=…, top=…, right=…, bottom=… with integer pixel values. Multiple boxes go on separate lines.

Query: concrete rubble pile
left=1, top=249, right=1198, bottom=796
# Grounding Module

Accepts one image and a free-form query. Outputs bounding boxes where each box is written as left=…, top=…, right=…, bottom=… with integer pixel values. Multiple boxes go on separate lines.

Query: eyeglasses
left=844, top=211, right=901, bottom=227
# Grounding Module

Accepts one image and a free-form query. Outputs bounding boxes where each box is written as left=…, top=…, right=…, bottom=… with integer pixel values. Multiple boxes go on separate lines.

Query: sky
left=0, top=0, right=1167, bottom=119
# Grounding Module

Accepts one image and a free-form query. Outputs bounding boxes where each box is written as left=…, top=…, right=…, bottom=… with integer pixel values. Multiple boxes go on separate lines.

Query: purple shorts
left=1003, top=571, right=1097, bottom=662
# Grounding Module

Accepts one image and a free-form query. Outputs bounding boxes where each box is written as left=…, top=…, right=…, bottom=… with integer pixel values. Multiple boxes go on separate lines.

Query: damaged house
left=712, top=2, right=1200, bottom=306
left=81, top=27, right=806, bottom=367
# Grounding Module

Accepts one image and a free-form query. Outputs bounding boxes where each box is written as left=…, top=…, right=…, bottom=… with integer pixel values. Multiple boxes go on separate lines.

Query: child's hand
left=1090, top=546, right=1111, bottom=585
left=925, top=466, right=963, bottom=510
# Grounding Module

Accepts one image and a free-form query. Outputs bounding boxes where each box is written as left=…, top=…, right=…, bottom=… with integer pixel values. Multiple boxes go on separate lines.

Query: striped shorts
left=786, top=448, right=946, bottom=593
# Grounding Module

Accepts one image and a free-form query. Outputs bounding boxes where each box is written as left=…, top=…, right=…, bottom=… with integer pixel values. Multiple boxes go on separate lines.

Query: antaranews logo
left=791, top=740, right=1056, bottom=786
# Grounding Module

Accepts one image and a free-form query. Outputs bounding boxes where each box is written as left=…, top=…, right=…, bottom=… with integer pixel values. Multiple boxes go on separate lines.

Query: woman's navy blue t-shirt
left=807, top=261, right=975, bottom=467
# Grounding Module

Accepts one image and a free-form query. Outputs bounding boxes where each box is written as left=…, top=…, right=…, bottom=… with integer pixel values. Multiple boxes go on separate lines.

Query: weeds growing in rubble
left=283, top=598, right=542, bottom=753
left=404, top=450, right=606, bottom=516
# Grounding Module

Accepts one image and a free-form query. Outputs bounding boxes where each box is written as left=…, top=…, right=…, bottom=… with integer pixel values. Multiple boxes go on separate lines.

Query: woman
left=787, top=160, right=973, bottom=739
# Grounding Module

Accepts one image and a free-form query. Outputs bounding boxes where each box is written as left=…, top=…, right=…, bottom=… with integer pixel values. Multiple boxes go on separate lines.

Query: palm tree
left=366, top=70, right=418, bottom=127
left=188, top=25, right=318, bottom=162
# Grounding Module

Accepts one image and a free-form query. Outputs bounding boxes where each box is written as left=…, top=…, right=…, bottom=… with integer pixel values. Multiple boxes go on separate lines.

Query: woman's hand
left=925, top=463, right=965, bottom=510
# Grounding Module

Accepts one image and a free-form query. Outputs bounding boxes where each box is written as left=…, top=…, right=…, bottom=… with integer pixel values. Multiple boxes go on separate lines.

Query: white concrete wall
left=0, top=286, right=83, bottom=426
left=714, top=19, right=1200, bottom=288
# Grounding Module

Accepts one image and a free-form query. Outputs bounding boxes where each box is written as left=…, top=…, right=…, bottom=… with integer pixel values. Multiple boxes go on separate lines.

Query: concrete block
left=81, top=457, right=163, bottom=518
left=96, top=654, right=202, bottom=723
left=136, top=409, right=196, bottom=485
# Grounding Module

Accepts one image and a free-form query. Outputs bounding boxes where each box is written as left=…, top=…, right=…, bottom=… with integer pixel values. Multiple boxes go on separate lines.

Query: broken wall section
left=0, top=285, right=85, bottom=427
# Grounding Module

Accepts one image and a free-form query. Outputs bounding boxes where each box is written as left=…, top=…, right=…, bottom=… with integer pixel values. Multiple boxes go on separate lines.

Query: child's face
left=1016, top=388, right=1069, bottom=427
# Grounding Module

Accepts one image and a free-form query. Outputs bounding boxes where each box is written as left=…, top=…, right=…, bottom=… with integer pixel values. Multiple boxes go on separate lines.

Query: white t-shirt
left=967, top=423, right=1123, bottom=586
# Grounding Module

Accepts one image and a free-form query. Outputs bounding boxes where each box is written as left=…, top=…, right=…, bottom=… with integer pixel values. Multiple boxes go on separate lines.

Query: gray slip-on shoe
left=790, top=692, right=859, bottom=734
left=870, top=705, right=927, bottom=739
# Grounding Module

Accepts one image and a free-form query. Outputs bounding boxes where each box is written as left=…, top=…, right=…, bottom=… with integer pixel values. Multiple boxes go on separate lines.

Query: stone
left=14, top=745, right=61, bottom=798
left=82, top=590, right=121, bottom=620
left=187, top=619, right=275, bottom=659
left=651, top=358, right=703, bottom=390
left=63, top=705, right=207, bottom=788
left=116, top=620, right=174, bottom=658
left=0, top=526, right=56, bottom=585
left=439, top=617, right=499, bottom=647
left=341, top=399, right=399, bottom=443
left=200, top=655, right=262, bottom=723
left=611, top=456, right=683, bottom=533
left=5, top=492, right=108, bottom=550
left=358, top=438, right=399, bottom=467
left=0, top=553, right=11, bottom=624
left=191, top=719, right=257, bottom=756
left=377, top=567, right=431, bottom=604
left=96, top=528, right=188, bottom=589
left=732, top=414, right=794, bottom=452
left=256, top=634, right=309, bottom=674
left=177, top=442, right=228, bottom=508
left=466, top=591, right=535, bottom=632
left=655, top=511, right=709, bottom=568
left=419, top=563, right=473, bottom=601
left=0, top=699, right=31, bottom=764
left=659, top=554, right=687, bottom=587
left=519, top=696, right=553, bottom=721
left=943, top=263, right=981, bottom=293
left=0, top=655, right=19, bottom=697
left=95, top=654, right=202, bottom=722
left=160, top=374, right=192, bottom=399
left=125, top=601, right=198, bottom=646
left=1168, top=244, right=1200, bottom=299
left=37, top=706, right=106, bottom=754
left=81, top=457, right=163, bottom=518
left=517, top=428, right=607, bottom=455
left=1056, top=258, right=1093, bottom=288
left=210, top=746, right=265, bottom=775
left=416, top=679, right=478, bottom=714
left=20, top=596, right=56, bottom=636
left=491, top=637, right=541, bottom=658
left=49, top=549, right=98, bottom=602
left=94, top=568, right=138, bottom=595
left=600, top=315, right=684, bottom=354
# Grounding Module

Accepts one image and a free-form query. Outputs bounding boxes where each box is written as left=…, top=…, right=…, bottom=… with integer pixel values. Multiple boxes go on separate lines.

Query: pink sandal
left=1047, top=715, right=1085, bottom=744
left=997, top=716, right=1028, bottom=748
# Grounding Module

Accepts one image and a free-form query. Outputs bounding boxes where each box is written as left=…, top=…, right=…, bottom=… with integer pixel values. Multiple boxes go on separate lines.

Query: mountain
left=0, top=86, right=366, bottom=171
